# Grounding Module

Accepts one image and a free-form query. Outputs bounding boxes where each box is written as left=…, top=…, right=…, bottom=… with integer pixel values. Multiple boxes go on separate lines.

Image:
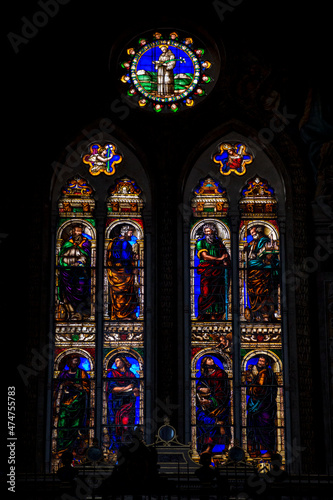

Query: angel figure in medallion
left=83, top=143, right=122, bottom=176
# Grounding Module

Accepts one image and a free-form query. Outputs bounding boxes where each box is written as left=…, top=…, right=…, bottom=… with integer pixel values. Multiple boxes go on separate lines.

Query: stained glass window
left=239, top=176, right=284, bottom=462
left=120, top=31, right=213, bottom=112
left=83, top=143, right=123, bottom=176
left=50, top=142, right=147, bottom=469
left=190, top=177, right=234, bottom=459
left=214, top=143, right=253, bottom=176
left=189, top=173, right=285, bottom=467
left=52, top=176, right=96, bottom=469
left=102, top=177, right=145, bottom=462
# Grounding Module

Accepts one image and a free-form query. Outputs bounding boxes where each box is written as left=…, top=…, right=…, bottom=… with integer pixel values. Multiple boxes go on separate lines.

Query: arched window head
left=50, top=136, right=149, bottom=470
left=190, top=177, right=234, bottom=459
left=102, top=177, right=145, bottom=461
left=238, top=176, right=284, bottom=461
left=52, top=176, right=97, bottom=470
left=186, top=149, right=286, bottom=468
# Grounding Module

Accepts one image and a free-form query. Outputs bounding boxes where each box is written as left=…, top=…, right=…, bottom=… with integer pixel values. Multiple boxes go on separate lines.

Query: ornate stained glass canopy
left=120, top=31, right=212, bottom=112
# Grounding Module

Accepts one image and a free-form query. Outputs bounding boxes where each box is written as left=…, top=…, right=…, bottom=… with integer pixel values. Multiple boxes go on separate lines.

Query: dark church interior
left=2, top=0, right=332, bottom=498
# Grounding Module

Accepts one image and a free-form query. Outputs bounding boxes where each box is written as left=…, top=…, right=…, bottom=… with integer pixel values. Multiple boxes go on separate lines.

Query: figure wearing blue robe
left=246, top=357, right=278, bottom=458
left=106, top=357, right=139, bottom=450
left=196, top=357, right=231, bottom=454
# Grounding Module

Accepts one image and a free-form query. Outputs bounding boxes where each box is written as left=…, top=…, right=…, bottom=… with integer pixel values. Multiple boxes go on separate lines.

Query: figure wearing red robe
left=196, top=356, right=231, bottom=454
left=196, top=224, right=231, bottom=320
left=107, top=356, right=140, bottom=450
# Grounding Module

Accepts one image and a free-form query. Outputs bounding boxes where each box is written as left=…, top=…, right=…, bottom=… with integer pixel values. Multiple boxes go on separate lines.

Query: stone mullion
left=293, top=187, right=315, bottom=472
left=156, top=173, right=178, bottom=420
left=230, top=214, right=242, bottom=445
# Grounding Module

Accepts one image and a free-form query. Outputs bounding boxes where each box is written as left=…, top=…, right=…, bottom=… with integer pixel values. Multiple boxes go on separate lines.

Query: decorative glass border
left=120, top=31, right=212, bottom=113
left=130, top=40, right=201, bottom=103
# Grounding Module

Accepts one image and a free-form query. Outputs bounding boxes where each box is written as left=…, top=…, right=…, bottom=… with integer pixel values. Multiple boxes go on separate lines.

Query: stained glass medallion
left=120, top=31, right=212, bottom=112
left=83, top=143, right=123, bottom=176
left=214, top=143, right=253, bottom=176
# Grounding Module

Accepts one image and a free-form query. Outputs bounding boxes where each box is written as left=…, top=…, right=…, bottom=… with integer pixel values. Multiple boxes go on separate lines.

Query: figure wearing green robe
left=55, top=355, right=90, bottom=456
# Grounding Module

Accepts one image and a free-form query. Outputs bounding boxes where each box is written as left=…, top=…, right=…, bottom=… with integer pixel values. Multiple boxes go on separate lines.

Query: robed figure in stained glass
left=196, top=223, right=231, bottom=320
left=107, top=225, right=139, bottom=321
left=245, top=355, right=278, bottom=458
left=243, top=225, right=279, bottom=322
left=153, top=45, right=176, bottom=95
left=58, top=224, right=92, bottom=320
left=196, top=356, right=231, bottom=454
left=54, top=354, right=90, bottom=458
left=106, top=356, right=140, bottom=450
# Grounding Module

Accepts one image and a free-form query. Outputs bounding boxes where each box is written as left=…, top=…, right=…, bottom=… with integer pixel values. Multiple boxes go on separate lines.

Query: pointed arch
left=181, top=129, right=290, bottom=467
left=47, top=129, right=152, bottom=471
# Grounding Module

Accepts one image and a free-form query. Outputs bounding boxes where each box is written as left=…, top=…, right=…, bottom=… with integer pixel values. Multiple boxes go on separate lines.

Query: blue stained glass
left=245, top=356, right=274, bottom=405
left=82, top=232, right=92, bottom=240
left=64, top=357, right=91, bottom=376
left=130, top=39, right=202, bottom=104
left=106, top=355, right=141, bottom=450
left=245, top=357, right=272, bottom=372
left=194, top=252, right=200, bottom=317
left=244, top=279, right=251, bottom=309
left=136, top=46, right=195, bottom=76
left=195, top=355, right=224, bottom=377
left=195, top=355, right=231, bottom=455
left=212, top=444, right=227, bottom=452
left=194, top=178, right=226, bottom=195
left=111, top=356, right=140, bottom=378
left=109, top=355, right=141, bottom=423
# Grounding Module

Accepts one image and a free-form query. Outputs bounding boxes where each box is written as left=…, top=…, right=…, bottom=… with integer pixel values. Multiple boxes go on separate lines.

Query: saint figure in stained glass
left=106, top=356, right=140, bottom=451
left=130, top=40, right=200, bottom=102
left=196, top=356, right=231, bottom=454
left=54, top=354, right=90, bottom=458
left=196, top=223, right=231, bottom=321
left=245, top=355, right=277, bottom=458
left=214, top=143, right=253, bottom=176
left=83, top=143, right=122, bottom=176
left=106, top=224, right=139, bottom=321
left=243, top=225, right=279, bottom=322
left=153, top=45, right=176, bottom=95
left=123, top=32, right=211, bottom=112
left=58, top=223, right=92, bottom=321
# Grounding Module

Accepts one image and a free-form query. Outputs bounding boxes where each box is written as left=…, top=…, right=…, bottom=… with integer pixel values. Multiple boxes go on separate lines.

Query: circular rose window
left=120, top=31, right=213, bottom=112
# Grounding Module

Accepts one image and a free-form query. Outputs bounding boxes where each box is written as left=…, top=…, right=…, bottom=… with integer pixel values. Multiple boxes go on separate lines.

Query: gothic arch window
left=190, top=178, right=234, bottom=457
left=185, top=136, right=287, bottom=467
left=52, top=176, right=97, bottom=468
left=118, top=29, right=220, bottom=113
left=102, top=177, right=145, bottom=461
left=238, top=177, right=285, bottom=461
left=49, top=139, right=150, bottom=471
